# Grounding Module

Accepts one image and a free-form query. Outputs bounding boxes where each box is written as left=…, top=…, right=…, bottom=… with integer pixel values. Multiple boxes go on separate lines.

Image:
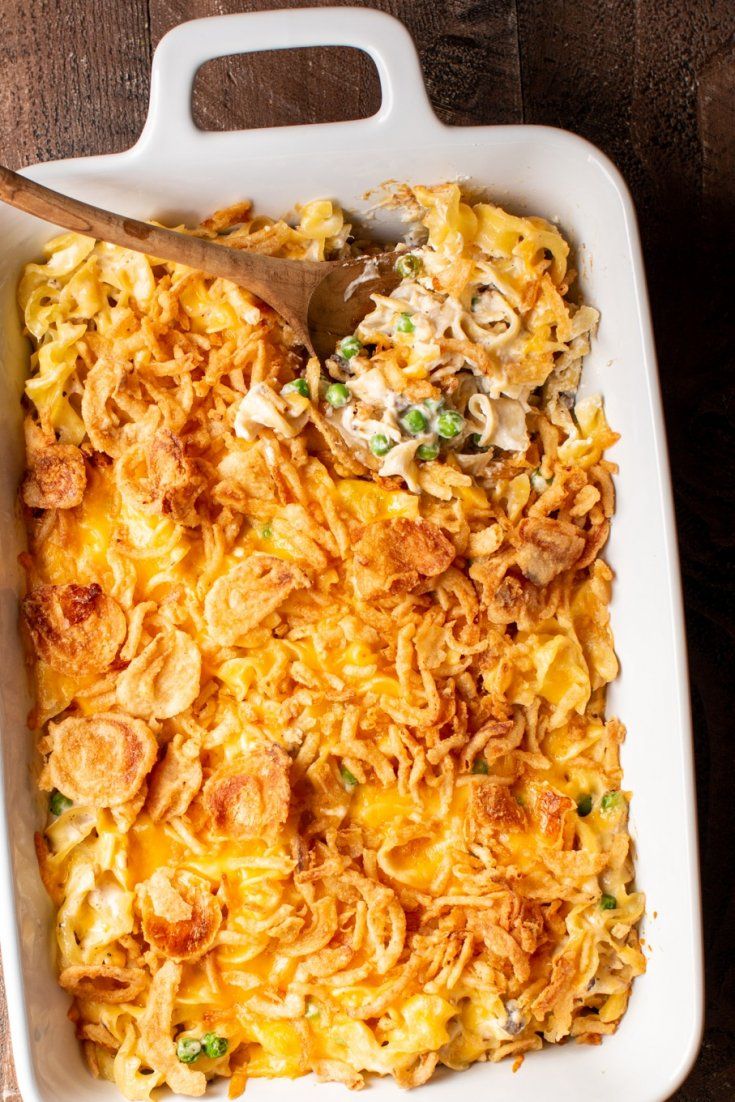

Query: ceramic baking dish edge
left=0, top=8, right=703, bottom=1102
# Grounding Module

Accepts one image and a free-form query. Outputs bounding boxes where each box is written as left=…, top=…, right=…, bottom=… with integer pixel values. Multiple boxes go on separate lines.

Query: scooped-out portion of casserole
left=17, top=183, right=644, bottom=1098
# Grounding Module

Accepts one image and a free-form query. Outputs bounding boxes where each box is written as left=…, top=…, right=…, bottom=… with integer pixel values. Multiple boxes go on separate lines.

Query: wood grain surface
left=1, top=1, right=733, bottom=1098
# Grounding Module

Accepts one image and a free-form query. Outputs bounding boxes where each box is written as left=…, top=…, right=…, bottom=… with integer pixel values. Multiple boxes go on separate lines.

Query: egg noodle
left=18, top=184, right=644, bottom=1098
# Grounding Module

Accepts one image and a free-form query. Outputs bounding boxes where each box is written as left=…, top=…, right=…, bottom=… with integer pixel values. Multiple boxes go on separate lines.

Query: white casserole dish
left=0, top=8, right=703, bottom=1102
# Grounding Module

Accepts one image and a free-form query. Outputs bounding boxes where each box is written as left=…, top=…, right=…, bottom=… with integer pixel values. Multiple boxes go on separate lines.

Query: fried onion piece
left=138, top=959, right=207, bottom=1097
left=202, top=743, right=291, bottom=840
left=469, top=558, right=552, bottom=629
left=138, top=868, right=222, bottom=961
left=116, top=629, right=201, bottom=720
left=21, top=417, right=86, bottom=509
left=147, top=429, right=203, bottom=527
left=81, top=357, right=142, bottom=458
left=314, top=1060, right=365, bottom=1090
left=470, top=782, right=526, bottom=837
left=515, top=516, right=584, bottom=587
left=204, top=554, right=310, bottom=646
left=536, top=787, right=575, bottom=840
left=41, top=712, right=157, bottom=807
left=394, top=1052, right=440, bottom=1088
left=21, top=582, right=127, bottom=676
left=59, top=964, right=146, bottom=1004
left=352, top=517, right=455, bottom=600
left=145, top=736, right=203, bottom=822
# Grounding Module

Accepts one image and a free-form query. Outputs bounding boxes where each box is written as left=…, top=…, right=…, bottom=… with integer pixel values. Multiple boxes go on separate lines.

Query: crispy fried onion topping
left=471, top=781, right=527, bottom=837
left=204, top=554, right=310, bottom=645
left=353, top=517, right=455, bottom=599
left=22, top=583, right=127, bottom=676
left=21, top=418, right=86, bottom=509
left=80, top=358, right=144, bottom=459
left=147, top=429, right=203, bottom=527
left=59, top=964, right=147, bottom=1004
left=145, top=736, right=203, bottom=823
left=138, top=868, right=222, bottom=961
left=117, top=430, right=204, bottom=527
left=515, top=517, right=585, bottom=586
left=470, top=516, right=585, bottom=626
left=138, top=959, right=206, bottom=1097
left=116, top=628, right=201, bottom=719
left=41, top=712, right=157, bottom=807
left=202, top=743, right=290, bottom=840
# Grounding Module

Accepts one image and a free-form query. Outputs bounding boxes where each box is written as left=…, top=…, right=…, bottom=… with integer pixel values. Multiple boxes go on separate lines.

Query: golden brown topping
left=80, top=358, right=136, bottom=458
left=469, top=557, right=555, bottom=628
left=147, top=429, right=203, bottom=527
left=471, top=916, right=531, bottom=983
left=204, top=554, right=310, bottom=646
left=145, top=736, right=203, bottom=823
left=21, top=418, right=86, bottom=510
left=393, top=1054, right=440, bottom=1090
left=138, top=960, right=206, bottom=1096
left=353, top=517, right=455, bottom=600
left=536, top=787, right=575, bottom=840
left=202, top=743, right=290, bottom=840
left=516, top=517, right=585, bottom=586
left=471, top=782, right=526, bottom=835
left=116, top=629, right=201, bottom=720
left=42, top=712, right=157, bottom=807
left=59, top=964, right=146, bottom=1004
left=138, top=869, right=221, bottom=961
left=532, top=953, right=576, bottom=1018
left=21, top=583, right=127, bottom=676
left=314, top=1060, right=365, bottom=1090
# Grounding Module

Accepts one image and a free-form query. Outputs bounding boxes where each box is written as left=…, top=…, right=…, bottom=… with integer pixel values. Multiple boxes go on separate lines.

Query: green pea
left=340, top=764, right=358, bottom=790
left=422, top=398, right=444, bottom=415
left=395, top=253, right=422, bottom=278
left=201, top=1033, right=228, bottom=1059
left=369, top=433, right=393, bottom=457
left=576, top=794, right=593, bottom=818
left=396, top=312, right=415, bottom=334
left=400, top=407, right=428, bottom=436
left=177, top=1038, right=202, bottom=1064
left=416, top=442, right=440, bottom=461
left=260, top=524, right=273, bottom=540
left=337, top=336, right=362, bottom=360
left=49, top=790, right=73, bottom=816
left=325, top=382, right=350, bottom=408
left=600, top=894, right=617, bottom=911
left=281, top=377, right=310, bottom=398
left=601, top=791, right=621, bottom=812
left=471, top=757, right=489, bottom=775
left=437, top=409, right=464, bottom=439
left=471, top=294, right=480, bottom=310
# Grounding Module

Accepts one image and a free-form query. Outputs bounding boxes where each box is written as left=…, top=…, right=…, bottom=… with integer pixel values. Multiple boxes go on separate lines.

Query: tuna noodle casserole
left=18, top=183, right=644, bottom=1097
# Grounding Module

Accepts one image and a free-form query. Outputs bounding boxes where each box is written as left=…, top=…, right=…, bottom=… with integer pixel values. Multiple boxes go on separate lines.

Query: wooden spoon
left=0, top=165, right=402, bottom=361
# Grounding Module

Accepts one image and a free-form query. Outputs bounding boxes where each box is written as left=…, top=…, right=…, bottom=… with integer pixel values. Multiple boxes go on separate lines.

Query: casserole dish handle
left=139, top=6, right=439, bottom=155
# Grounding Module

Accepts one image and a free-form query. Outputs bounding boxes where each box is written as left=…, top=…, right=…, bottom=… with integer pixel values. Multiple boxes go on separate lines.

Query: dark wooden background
left=1, top=1, right=733, bottom=1098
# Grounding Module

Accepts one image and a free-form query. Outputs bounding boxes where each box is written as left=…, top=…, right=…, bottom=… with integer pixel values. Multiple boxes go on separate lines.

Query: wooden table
left=1, top=1, right=733, bottom=1098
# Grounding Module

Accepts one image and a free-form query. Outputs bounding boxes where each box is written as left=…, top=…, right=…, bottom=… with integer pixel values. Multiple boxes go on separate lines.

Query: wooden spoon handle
left=0, top=164, right=321, bottom=335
